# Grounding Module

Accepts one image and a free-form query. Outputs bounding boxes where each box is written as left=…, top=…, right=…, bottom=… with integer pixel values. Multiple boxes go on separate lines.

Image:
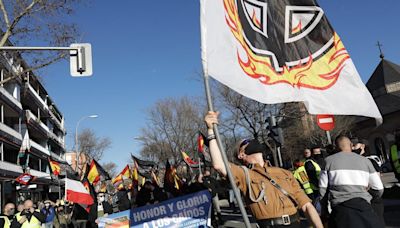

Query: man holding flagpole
left=205, top=112, right=323, bottom=227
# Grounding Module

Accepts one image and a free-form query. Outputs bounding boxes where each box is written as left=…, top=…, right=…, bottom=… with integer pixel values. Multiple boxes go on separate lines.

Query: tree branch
left=0, top=0, right=10, bottom=28
left=0, top=0, right=39, bottom=47
left=22, top=52, right=66, bottom=73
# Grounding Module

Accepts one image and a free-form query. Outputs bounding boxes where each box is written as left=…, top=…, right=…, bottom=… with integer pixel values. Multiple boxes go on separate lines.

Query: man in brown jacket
left=205, top=111, right=323, bottom=228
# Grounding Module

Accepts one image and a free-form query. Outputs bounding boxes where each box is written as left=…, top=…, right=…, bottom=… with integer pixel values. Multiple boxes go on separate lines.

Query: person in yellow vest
left=14, top=199, right=45, bottom=228
left=0, top=202, right=23, bottom=228
left=304, top=157, right=322, bottom=200
left=293, top=160, right=314, bottom=197
left=390, top=142, right=400, bottom=181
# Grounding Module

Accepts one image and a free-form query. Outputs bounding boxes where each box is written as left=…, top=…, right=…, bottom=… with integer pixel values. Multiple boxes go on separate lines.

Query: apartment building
left=0, top=50, right=66, bottom=208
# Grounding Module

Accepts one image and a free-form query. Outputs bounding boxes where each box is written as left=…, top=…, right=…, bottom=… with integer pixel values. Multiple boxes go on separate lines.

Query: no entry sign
left=316, top=114, right=335, bottom=131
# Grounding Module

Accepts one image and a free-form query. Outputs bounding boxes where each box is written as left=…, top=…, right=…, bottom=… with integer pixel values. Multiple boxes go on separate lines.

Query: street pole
left=58, top=178, right=61, bottom=199
left=326, top=131, right=332, bottom=144
left=277, top=146, right=283, bottom=167
left=75, top=115, right=98, bottom=172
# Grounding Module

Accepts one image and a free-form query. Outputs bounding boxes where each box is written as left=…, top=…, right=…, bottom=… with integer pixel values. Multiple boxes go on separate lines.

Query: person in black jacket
left=116, top=187, right=131, bottom=212
left=311, top=146, right=326, bottom=169
left=89, top=193, right=113, bottom=228
left=71, top=203, right=88, bottom=228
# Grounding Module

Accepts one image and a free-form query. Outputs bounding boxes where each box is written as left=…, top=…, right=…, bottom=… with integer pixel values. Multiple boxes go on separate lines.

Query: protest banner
left=130, top=190, right=211, bottom=228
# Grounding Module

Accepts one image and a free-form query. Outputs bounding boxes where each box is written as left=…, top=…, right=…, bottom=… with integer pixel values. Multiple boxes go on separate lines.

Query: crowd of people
left=0, top=198, right=97, bottom=228
left=0, top=168, right=230, bottom=228
left=0, top=112, right=389, bottom=228
left=204, top=111, right=386, bottom=228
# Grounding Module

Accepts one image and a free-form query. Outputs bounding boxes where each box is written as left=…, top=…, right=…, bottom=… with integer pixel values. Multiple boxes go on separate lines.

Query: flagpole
left=65, top=175, right=68, bottom=201
left=200, top=3, right=251, bottom=225
left=203, top=75, right=252, bottom=227
left=58, top=177, right=61, bottom=199
left=198, top=158, right=202, bottom=175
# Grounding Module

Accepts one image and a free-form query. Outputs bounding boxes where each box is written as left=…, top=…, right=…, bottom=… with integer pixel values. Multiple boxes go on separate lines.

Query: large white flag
left=200, top=0, right=381, bottom=120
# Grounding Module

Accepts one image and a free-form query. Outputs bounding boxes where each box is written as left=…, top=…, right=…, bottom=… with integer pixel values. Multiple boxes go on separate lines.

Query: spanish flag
left=181, top=151, right=199, bottom=167
left=151, top=170, right=160, bottom=187
left=132, top=163, right=139, bottom=184
left=120, top=165, right=131, bottom=179
left=87, top=159, right=110, bottom=185
left=112, top=174, right=123, bottom=186
left=174, top=174, right=181, bottom=190
left=197, top=132, right=205, bottom=154
left=87, top=160, right=100, bottom=184
left=49, top=158, right=61, bottom=176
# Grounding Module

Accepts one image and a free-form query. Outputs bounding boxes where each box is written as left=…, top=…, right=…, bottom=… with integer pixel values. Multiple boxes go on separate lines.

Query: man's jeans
left=44, top=222, right=53, bottom=228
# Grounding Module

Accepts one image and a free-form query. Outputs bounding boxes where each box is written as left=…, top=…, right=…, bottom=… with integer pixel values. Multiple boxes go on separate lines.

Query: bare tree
left=280, top=102, right=355, bottom=161
left=213, top=84, right=283, bottom=162
left=78, top=128, right=112, bottom=161
left=212, top=84, right=355, bottom=165
left=0, top=0, right=85, bottom=83
left=137, top=96, right=206, bottom=165
left=102, top=162, right=117, bottom=178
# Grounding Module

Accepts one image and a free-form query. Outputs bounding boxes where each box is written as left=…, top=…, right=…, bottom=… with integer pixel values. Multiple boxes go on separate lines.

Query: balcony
left=30, top=140, right=50, bottom=156
left=50, top=152, right=66, bottom=163
left=26, top=83, right=48, bottom=111
left=0, top=86, right=22, bottom=112
left=0, top=121, right=22, bottom=143
left=0, top=161, right=51, bottom=179
left=25, top=110, right=65, bottom=149
left=24, top=85, right=65, bottom=132
left=48, top=131, right=65, bottom=149
left=48, top=110, right=65, bottom=133
left=25, top=110, right=49, bottom=135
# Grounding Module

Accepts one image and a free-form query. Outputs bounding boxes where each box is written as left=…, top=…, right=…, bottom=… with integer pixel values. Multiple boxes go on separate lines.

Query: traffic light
left=268, top=116, right=284, bottom=146
left=70, top=43, right=92, bottom=77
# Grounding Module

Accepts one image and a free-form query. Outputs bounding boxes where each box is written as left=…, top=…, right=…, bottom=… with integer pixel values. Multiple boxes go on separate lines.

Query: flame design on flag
left=292, top=21, right=302, bottom=34
left=223, top=0, right=350, bottom=90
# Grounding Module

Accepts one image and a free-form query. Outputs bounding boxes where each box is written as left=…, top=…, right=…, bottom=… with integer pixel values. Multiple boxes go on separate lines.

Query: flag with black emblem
left=200, top=0, right=381, bottom=120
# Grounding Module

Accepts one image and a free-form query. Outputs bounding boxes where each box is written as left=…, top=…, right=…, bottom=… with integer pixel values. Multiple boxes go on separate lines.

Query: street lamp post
left=75, top=115, right=98, bottom=172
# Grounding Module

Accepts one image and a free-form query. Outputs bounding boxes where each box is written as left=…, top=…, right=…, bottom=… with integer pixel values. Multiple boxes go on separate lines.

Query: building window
left=41, top=159, right=49, bottom=173
left=3, top=144, right=18, bottom=164
left=28, top=154, right=40, bottom=171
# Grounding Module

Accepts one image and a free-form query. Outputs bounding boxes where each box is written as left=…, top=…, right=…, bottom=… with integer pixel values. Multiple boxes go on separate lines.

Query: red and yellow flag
left=112, top=174, right=123, bottom=186
left=181, top=151, right=199, bottom=167
left=132, top=163, right=139, bottom=184
left=197, top=132, right=205, bottom=154
left=120, top=165, right=131, bottom=179
left=49, top=158, right=61, bottom=176
left=151, top=170, right=160, bottom=187
left=87, top=160, right=100, bottom=185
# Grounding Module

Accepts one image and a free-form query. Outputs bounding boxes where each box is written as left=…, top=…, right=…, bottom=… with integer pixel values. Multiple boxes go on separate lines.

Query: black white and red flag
left=65, top=171, right=94, bottom=206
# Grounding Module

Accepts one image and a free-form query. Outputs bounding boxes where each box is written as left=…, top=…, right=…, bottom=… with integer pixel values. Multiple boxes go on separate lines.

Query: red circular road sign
left=316, top=114, right=335, bottom=131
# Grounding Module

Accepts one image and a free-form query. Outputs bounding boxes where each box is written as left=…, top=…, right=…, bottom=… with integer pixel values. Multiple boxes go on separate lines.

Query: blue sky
left=40, top=0, right=400, bottom=171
